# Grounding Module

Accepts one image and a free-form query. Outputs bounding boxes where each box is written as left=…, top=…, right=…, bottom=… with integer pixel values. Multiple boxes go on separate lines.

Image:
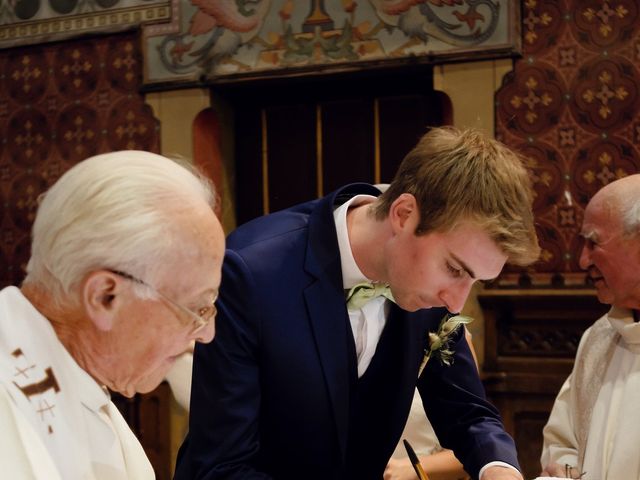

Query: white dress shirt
left=334, top=194, right=389, bottom=377
left=334, top=194, right=519, bottom=479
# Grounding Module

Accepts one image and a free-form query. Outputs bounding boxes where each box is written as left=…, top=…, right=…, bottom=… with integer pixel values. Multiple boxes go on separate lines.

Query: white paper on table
left=532, top=477, right=573, bottom=480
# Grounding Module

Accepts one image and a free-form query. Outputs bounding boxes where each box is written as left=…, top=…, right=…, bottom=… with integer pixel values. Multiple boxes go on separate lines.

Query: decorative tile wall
left=0, top=0, right=170, bottom=48
left=495, top=0, right=640, bottom=287
left=0, top=31, right=160, bottom=288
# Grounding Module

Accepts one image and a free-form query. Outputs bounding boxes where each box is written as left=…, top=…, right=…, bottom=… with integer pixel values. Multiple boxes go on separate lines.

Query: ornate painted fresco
left=0, top=32, right=160, bottom=288
left=0, top=0, right=171, bottom=48
left=143, top=0, right=520, bottom=86
left=495, top=0, right=640, bottom=287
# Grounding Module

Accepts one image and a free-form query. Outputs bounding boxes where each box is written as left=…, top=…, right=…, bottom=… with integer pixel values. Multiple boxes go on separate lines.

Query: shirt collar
left=333, top=194, right=377, bottom=290
left=608, top=306, right=640, bottom=346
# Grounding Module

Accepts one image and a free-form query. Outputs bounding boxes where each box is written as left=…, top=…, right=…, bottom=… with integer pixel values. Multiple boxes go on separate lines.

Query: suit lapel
left=304, top=279, right=351, bottom=459
left=302, top=184, right=380, bottom=460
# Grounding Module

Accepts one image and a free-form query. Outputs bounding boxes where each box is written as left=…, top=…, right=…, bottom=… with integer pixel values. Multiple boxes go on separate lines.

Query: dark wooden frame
left=479, top=289, right=609, bottom=479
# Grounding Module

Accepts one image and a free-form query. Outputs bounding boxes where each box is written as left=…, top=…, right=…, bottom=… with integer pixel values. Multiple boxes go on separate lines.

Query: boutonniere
left=418, top=314, right=473, bottom=378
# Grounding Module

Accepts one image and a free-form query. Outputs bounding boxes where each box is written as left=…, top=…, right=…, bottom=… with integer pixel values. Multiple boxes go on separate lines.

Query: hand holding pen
left=403, top=439, right=430, bottom=480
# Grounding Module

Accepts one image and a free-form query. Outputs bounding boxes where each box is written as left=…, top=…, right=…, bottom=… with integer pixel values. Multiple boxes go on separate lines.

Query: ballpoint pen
left=403, top=439, right=430, bottom=480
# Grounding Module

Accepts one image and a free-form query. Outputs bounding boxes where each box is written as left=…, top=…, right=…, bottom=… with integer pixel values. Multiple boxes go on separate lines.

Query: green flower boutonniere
left=418, top=314, right=473, bottom=378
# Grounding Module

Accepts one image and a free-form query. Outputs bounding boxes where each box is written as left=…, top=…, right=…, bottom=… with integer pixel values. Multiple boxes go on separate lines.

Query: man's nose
left=578, top=244, right=590, bottom=270
left=442, top=282, right=473, bottom=314
left=194, top=316, right=216, bottom=344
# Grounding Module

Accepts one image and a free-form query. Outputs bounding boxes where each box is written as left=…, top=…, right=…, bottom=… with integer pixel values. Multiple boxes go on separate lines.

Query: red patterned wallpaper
left=0, top=32, right=160, bottom=288
left=496, top=0, right=640, bottom=287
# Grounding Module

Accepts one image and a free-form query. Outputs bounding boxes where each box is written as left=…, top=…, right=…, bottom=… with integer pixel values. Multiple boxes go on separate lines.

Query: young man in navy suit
left=175, top=127, right=540, bottom=480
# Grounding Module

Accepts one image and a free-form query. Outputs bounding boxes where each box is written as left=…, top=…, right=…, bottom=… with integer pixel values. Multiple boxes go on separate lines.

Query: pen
left=403, top=439, right=430, bottom=480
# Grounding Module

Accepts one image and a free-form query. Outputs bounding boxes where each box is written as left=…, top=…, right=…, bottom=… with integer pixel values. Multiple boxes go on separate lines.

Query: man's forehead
left=580, top=219, right=625, bottom=247
left=583, top=197, right=620, bottom=228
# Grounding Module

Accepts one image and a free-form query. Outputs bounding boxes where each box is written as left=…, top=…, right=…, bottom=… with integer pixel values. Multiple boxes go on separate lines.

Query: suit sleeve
left=417, top=328, right=521, bottom=479
left=174, top=249, right=272, bottom=480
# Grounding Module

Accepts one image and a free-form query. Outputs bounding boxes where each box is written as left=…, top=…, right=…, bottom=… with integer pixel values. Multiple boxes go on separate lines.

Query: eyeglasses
left=108, top=269, right=217, bottom=335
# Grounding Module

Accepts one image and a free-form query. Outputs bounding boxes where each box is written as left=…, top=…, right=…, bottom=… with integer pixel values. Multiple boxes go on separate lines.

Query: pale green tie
left=345, top=282, right=395, bottom=310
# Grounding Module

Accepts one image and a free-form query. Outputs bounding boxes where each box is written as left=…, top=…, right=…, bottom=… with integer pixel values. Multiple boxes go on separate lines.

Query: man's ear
left=388, top=193, right=418, bottom=233
left=82, top=271, right=124, bottom=332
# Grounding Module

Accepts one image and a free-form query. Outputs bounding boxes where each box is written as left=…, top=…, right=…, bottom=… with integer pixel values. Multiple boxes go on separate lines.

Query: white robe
left=390, top=388, right=440, bottom=459
left=541, top=306, right=640, bottom=479
left=0, top=286, right=154, bottom=480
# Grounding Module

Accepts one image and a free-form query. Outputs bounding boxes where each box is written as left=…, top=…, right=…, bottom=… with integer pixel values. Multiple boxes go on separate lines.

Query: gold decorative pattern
left=523, top=0, right=553, bottom=45
left=581, top=151, right=626, bottom=184
left=581, top=3, right=629, bottom=38
left=0, top=4, right=171, bottom=47
left=510, top=76, right=555, bottom=124
left=0, top=32, right=159, bottom=288
left=495, top=0, right=640, bottom=287
left=580, top=69, right=628, bottom=119
left=11, top=56, right=42, bottom=93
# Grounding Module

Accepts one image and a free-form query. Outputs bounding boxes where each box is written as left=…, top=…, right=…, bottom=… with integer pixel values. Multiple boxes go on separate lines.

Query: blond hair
left=373, top=127, right=540, bottom=266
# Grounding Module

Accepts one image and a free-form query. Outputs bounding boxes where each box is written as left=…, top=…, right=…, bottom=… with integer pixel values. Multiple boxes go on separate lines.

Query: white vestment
left=0, top=286, right=154, bottom=480
left=391, top=388, right=441, bottom=459
left=541, top=306, right=640, bottom=479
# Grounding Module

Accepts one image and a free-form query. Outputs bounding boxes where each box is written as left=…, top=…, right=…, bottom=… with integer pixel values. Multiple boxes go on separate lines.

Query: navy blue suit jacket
left=174, top=184, right=520, bottom=480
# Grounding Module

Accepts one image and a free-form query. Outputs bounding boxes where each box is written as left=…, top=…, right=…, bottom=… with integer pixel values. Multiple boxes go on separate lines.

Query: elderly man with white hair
left=0, top=151, right=225, bottom=480
left=541, top=174, right=640, bottom=479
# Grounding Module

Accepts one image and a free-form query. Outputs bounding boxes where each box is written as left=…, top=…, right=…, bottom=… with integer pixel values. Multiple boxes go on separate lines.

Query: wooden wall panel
left=112, top=384, right=172, bottom=480
left=321, top=98, right=375, bottom=194
left=266, top=104, right=317, bottom=213
left=480, top=291, right=610, bottom=478
left=218, top=68, right=442, bottom=225
left=193, top=108, right=225, bottom=219
left=378, top=93, right=441, bottom=183
left=235, top=103, right=264, bottom=223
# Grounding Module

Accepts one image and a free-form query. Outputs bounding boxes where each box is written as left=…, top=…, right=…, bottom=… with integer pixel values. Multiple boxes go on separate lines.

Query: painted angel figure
left=159, top=0, right=272, bottom=75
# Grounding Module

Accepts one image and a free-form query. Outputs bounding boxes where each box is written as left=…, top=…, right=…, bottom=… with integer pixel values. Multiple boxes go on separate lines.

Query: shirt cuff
left=479, top=461, right=520, bottom=479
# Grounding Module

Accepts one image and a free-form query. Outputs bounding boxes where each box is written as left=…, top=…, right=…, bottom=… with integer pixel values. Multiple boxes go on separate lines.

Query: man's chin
left=129, top=370, right=170, bottom=396
left=396, top=298, right=434, bottom=312
left=111, top=383, right=137, bottom=398
left=130, top=379, right=162, bottom=396
left=594, top=285, right=613, bottom=305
